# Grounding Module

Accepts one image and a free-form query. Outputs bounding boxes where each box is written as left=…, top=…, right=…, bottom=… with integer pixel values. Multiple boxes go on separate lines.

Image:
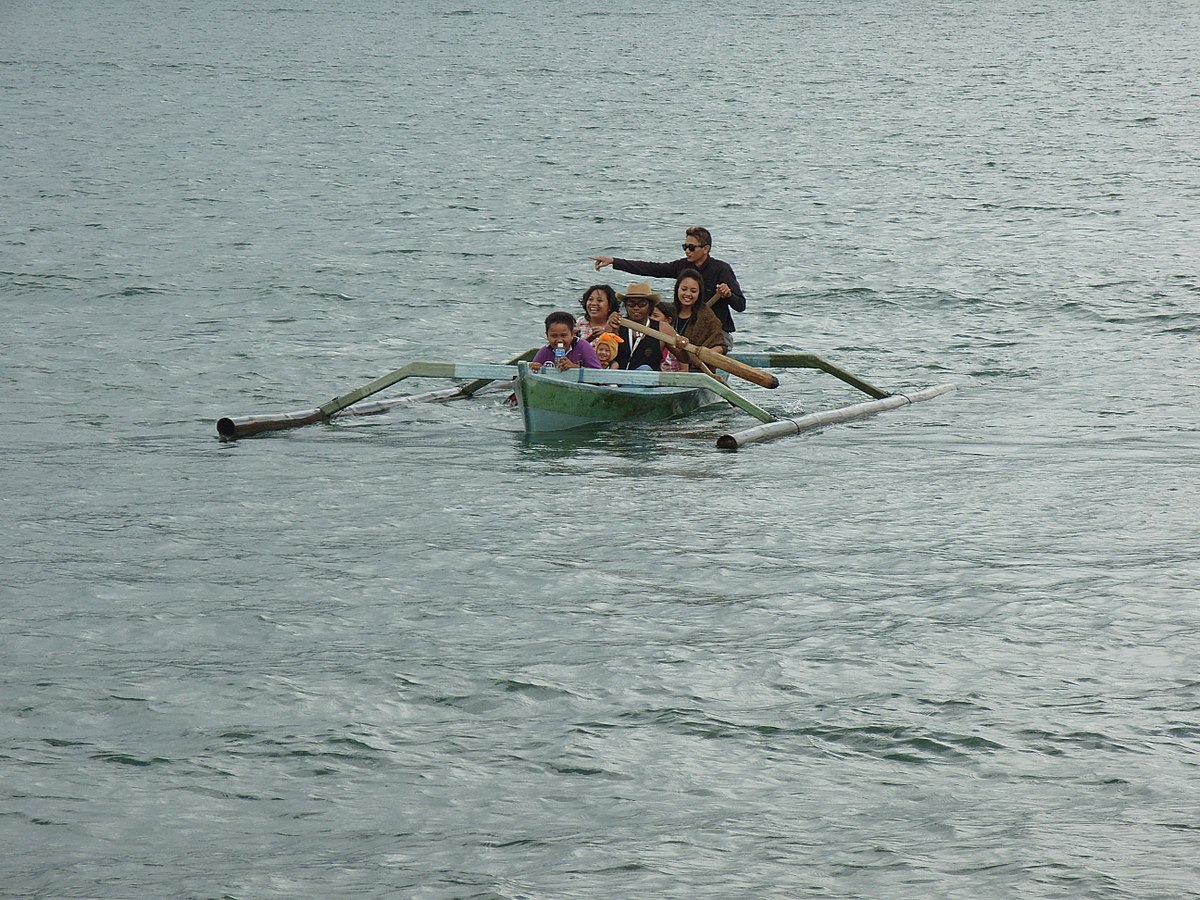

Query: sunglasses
left=624, top=299, right=651, bottom=306
left=682, top=243, right=703, bottom=252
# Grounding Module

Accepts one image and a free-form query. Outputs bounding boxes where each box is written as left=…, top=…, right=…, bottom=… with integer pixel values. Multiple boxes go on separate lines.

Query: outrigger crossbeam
left=216, top=362, right=523, bottom=439
left=728, top=353, right=891, bottom=399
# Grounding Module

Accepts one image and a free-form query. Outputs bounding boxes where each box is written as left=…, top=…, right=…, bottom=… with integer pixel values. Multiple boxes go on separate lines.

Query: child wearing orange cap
left=593, top=332, right=623, bottom=369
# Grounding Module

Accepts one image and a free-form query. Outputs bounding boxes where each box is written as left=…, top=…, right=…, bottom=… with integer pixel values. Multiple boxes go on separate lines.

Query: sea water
left=3, top=1, right=1199, bottom=896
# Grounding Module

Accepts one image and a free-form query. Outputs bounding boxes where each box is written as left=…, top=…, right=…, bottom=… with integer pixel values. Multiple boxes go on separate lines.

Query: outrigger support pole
left=216, top=349, right=539, bottom=440
left=716, top=383, right=956, bottom=451
left=216, top=362, right=521, bottom=439
left=457, top=348, right=537, bottom=397
left=729, top=353, right=890, bottom=399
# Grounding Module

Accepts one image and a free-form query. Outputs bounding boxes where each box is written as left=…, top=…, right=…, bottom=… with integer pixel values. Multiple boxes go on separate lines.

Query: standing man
left=590, top=226, right=746, bottom=341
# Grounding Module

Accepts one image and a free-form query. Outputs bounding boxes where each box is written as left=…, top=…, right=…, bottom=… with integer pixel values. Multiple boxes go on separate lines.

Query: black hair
left=579, top=284, right=618, bottom=318
left=685, top=226, right=712, bottom=247
left=544, top=310, right=577, bottom=333
left=673, top=268, right=706, bottom=304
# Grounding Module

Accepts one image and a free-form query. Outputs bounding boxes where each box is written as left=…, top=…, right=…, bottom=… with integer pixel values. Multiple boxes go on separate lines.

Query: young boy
left=531, top=311, right=602, bottom=372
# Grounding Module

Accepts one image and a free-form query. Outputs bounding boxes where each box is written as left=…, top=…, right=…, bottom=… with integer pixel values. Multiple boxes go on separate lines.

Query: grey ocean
left=3, top=1, right=1199, bottom=897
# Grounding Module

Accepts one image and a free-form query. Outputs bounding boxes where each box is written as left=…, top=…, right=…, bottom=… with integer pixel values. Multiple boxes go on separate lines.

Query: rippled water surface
left=3, top=1, right=1199, bottom=897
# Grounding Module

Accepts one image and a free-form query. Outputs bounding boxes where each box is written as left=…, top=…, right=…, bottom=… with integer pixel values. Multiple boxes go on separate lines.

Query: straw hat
left=616, top=282, right=661, bottom=302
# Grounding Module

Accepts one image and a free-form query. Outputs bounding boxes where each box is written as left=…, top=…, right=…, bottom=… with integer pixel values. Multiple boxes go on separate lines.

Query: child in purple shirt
left=532, top=311, right=602, bottom=372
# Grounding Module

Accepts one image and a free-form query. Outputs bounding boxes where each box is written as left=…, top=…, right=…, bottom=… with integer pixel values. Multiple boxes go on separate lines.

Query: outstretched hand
left=590, top=256, right=614, bottom=271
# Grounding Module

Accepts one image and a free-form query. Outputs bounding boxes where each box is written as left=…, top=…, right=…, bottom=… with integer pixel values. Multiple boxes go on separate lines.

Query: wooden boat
left=514, top=363, right=724, bottom=433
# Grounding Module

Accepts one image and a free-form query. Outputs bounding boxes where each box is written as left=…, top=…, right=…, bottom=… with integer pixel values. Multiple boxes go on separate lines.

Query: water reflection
left=515, top=424, right=665, bottom=463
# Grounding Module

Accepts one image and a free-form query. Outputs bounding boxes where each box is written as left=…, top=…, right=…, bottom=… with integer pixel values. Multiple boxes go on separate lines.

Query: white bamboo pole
left=716, top=383, right=956, bottom=450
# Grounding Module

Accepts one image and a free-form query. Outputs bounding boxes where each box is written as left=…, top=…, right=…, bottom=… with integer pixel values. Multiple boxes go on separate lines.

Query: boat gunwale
left=515, top=362, right=725, bottom=434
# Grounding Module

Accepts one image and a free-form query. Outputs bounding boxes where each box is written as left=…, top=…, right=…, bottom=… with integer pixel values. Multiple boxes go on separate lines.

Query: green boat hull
left=516, top=366, right=724, bottom=433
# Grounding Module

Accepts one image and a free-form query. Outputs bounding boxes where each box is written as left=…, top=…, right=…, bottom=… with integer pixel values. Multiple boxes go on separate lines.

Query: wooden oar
left=617, top=316, right=779, bottom=389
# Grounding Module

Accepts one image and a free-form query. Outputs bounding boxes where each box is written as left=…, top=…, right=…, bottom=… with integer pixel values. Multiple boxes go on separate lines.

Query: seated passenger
left=606, top=282, right=677, bottom=370
left=593, top=332, right=623, bottom=369
left=576, top=284, right=619, bottom=343
left=652, top=302, right=681, bottom=372
left=669, top=268, right=727, bottom=372
left=531, top=311, right=602, bottom=372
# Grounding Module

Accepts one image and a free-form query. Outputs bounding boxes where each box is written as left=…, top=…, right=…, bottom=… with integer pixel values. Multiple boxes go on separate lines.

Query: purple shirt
left=532, top=338, right=602, bottom=369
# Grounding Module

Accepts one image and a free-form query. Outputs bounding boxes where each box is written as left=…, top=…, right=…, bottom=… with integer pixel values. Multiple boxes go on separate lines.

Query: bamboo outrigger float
left=715, top=382, right=957, bottom=450
left=216, top=344, right=955, bottom=450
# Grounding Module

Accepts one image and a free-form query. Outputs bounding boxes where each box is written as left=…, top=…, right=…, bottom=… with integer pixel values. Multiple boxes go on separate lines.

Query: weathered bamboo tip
left=214, top=407, right=328, bottom=439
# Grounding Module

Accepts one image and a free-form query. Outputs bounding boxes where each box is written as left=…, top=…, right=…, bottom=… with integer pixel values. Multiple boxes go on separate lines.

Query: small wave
left=805, top=723, right=1004, bottom=762
left=1016, top=728, right=1139, bottom=755
left=495, top=677, right=580, bottom=701
left=0, top=270, right=88, bottom=288
left=96, top=286, right=167, bottom=299
left=307, top=291, right=358, bottom=303
left=480, top=838, right=553, bottom=849
left=90, top=751, right=172, bottom=767
left=42, top=737, right=90, bottom=748
left=542, top=760, right=626, bottom=779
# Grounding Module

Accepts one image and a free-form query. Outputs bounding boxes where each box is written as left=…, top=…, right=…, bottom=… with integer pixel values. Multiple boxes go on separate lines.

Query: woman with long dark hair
left=669, top=268, right=726, bottom=372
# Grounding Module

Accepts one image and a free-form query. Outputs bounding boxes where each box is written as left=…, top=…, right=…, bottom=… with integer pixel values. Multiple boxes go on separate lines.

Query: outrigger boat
left=216, top=320, right=955, bottom=450
left=516, top=363, right=733, bottom=434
